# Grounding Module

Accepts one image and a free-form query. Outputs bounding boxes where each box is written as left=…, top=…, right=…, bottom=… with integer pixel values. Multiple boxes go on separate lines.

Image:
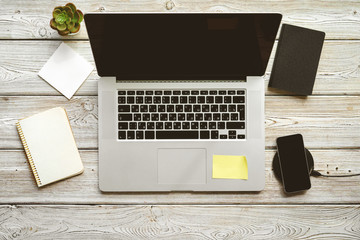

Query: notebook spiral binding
left=16, top=122, right=42, bottom=186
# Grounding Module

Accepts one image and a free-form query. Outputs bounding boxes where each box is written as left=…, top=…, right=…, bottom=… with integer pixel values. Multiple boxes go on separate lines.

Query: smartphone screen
left=276, top=134, right=311, bottom=193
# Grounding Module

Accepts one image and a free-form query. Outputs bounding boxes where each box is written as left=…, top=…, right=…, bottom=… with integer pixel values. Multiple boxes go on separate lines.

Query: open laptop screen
left=85, top=13, right=282, bottom=80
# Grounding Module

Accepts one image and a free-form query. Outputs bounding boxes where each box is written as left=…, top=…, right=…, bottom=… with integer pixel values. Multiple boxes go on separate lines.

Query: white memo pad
left=38, top=42, right=94, bottom=99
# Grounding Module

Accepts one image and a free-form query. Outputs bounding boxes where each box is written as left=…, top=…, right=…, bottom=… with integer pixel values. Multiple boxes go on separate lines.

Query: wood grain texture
left=0, top=205, right=359, bottom=239
left=0, top=40, right=360, bottom=95
left=1, top=0, right=360, bottom=39
left=1, top=150, right=359, bottom=204
left=0, top=96, right=359, bottom=149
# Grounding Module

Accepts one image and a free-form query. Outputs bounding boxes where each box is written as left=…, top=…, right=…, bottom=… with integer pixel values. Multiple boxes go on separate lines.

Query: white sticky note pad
left=38, top=42, right=94, bottom=99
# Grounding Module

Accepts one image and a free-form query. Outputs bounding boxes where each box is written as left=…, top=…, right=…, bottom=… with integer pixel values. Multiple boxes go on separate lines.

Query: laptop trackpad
left=157, top=148, right=206, bottom=184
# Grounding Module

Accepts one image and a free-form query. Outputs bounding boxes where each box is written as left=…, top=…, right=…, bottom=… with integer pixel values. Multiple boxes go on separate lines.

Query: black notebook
left=268, top=24, right=325, bottom=95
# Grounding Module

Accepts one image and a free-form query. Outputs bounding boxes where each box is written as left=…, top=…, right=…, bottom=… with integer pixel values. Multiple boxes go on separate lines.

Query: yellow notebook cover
left=16, top=107, right=84, bottom=187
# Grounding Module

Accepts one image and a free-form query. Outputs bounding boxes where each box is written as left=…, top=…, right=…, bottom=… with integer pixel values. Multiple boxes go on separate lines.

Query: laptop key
left=164, top=91, right=171, bottom=95
left=222, top=113, right=230, bottom=121
left=218, top=122, right=225, bottom=129
left=182, top=122, right=190, bottom=129
left=201, top=90, right=208, bottom=95
left=229, top=130, right=236, bottom=135
left=206, top=96, right=214, bottom=104
left=220, top=135, right=227, bottom=139
left=151, top=113, right=159, bottom=121
left=140, top=105, right=148, bottom=112
left=189, top=96, right=196, bottom=103
left=228, top=90, right=235, bottom=95
left=131, top=105, right=139, bottom=112
left=174, top=122, right=181, bottom=129
left=173, top=90, right=181, bottom=95
left=200, top=130, right=210, bottom=139
left=145, top=96, right=152, bottom=104
left=228, top=105, right=236, bottom=112
left=219, top=90, right=226, bottom=95
left=162, top=96, right=170, bottom=104
left=213, top=113, right=221, bottom=121
left=136, top=91, right=144, bottom=95
left=127, top=91, right=135, bottom=95
left=145, top=131, right=155, bottom=139
left=211, top=105, right=218, bottom=112
left=119, top=114, right=132, bottom=121
left=200, top=122, right=207, bottom=129
left=118, top=122, right=128, bottom=130
left=143, top=113, right=150, bottom=121
left=184, top=105, right=192, bottom=112
left=138, top=122, right=146, bottom=129
left=224, top=96, right=231, bottom=103
left=233, top=96, right=245, bottom=103
left=118, top=131, right=126, bottom=139
left=127, top=131, right=135, bottom=139
left=165, top=122, right=172, bottom=129
left=191, top=122, right=199, bottom=129
left=154, top=96, right=161, bottom=104
left=176, top=105, right=183, bottom=112
left=204, top=113, right=212, bottom=121
left=136, top=131, right=144, bottom=139
left=149, top=105, right=157, bottom=112
left=202, top=105, right=210, bottom=112
left=231, top=113, right=239, bottom=120
left=227, top=122, right=245, bottom=129
left=156, top=122, right=163, bottom=129
left=229, top=135, right=236, bottom=139
left=211, top=130, right=219, bottom=139
left=180, top=96, right=187, bottom=103
left=132, top=113, right=140, bottom=123
left=147, top=122, right=155, bottom=129
left=182, top=90, right=190, bottom=95
left=146, top=90, right=153, bottom=95
left=129, top=122, right=137, bottom=129
left=155, top=90, right=162, bottom=95
left=158, top=105, right=166, bottom=112
left=169, top=113, right=176, bottom=121
left=178, top=113, right=185, bottom=121
left=195, top=113, right=203, bottom=121
left=167, top=105, right=175, bottom=112
left=118, top=91, right=126, bottom=95
left=127, top=96, right=134, bottom=104
left=118, top=97, right=126, bottom=104
left=160, top=113, right=168, bottom=121
left=210, top=90, right=217, bottom=95
left=156, top=131, right=199, bottom=139
left=191, top=90, right=199, bottom=95
left=118, top=105, right=130, bottom=112
left=193, top=105, right=201, bottom=112
left=220, top=105, right=227, bottom=112
left=215, top=96, right=222, bottom=103
left=171, top=96, right=179, bottom=104
left=209, top=122, right=216, bottom=129
left=237, top=90, right=245, bottom=95
left=198, top=96, right=205, bottom=103
left=187, top=113, right=194, bottom=121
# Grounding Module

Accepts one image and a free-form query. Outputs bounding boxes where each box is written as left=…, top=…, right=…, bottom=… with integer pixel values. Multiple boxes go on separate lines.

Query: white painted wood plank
left=0, top=150, right=359, bottom=204
left=0, top=40, right=359, bottom=95
left=0, top=96, right=358, bottom=149
left=1, top=0, right=360, bottom=39
left=0, top=205, right=359, bottom=239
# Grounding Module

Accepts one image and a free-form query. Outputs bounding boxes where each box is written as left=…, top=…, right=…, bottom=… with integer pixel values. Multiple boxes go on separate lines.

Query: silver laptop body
left=85, top=13, right=282, bottom=192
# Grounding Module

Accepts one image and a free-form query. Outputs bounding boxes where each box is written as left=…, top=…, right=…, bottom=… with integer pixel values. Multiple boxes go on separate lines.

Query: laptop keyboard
left=117, top=90, right=245, bottom=140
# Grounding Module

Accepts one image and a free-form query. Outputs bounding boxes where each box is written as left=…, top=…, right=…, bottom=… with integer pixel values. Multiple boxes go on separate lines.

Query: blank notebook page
left=17, top=107, right=83, bottom=187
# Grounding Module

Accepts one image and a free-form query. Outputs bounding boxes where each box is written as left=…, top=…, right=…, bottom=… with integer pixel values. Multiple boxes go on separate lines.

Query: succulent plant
left=50, top=3, right=83, bottom=36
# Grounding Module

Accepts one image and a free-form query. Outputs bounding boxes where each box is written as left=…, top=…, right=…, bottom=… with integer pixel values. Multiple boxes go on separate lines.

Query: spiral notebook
left=16, top=107, right=84, bottom=187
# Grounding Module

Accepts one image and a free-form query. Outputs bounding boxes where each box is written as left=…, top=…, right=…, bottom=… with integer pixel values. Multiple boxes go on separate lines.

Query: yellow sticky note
left=213, top=155, right=248, bottom=179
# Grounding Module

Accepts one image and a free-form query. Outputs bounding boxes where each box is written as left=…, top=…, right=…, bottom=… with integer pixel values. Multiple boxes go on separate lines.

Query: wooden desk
left=1, top=0, right=359, bottom=238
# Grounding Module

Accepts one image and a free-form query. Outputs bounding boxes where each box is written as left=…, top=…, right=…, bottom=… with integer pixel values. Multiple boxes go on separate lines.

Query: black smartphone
left=276, top=134, right=311, bottom=193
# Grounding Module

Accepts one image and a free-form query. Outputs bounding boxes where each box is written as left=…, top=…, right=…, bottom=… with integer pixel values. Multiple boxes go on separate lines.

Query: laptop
left=85, top=13, right=282, bottom=192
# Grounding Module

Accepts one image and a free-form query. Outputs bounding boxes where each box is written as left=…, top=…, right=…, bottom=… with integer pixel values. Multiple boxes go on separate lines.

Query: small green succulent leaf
left=63, top=6, right=73, bottom=18
left=72, top=10, right=79, bottom=23
left=53, top=9, right=61, bottom=19
left=77, top=10, right=84, bottom=23
left=50, top=18, right=58, bottom=30
left=54, top=6, right=63, bottom=12
left=66, top=3, right=77, bottom=13
left=58, top=29, right=70, bottom=36
left=69, top=23, right=80, bottom=33
left=57, top=23, right=67, bottom=31
left=55, top=11, right=69, bottom=24
left=67, top=21, right=75, bottom=30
